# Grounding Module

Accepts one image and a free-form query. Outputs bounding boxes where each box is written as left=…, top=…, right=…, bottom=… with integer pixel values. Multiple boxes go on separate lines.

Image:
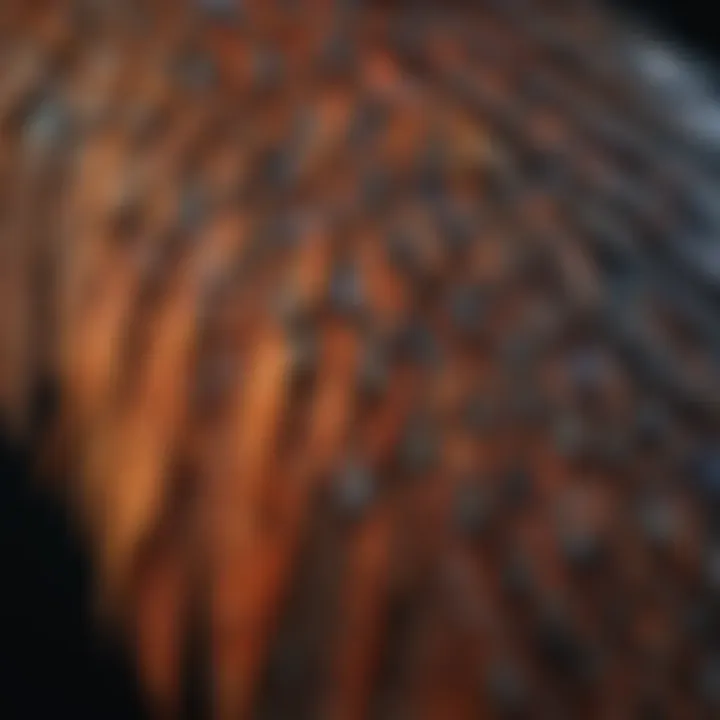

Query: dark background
left=0, top=2, right=716, bottom=718
left=0, top=436, right=147, bottom=719
left=615, top=0, right=719, bottom=57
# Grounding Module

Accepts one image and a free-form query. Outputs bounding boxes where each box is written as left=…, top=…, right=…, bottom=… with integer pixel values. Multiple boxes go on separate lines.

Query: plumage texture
left=1, top=0, right=720, bottom=718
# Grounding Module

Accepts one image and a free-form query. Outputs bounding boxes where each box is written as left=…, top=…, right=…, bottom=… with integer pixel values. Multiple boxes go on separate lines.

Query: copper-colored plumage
left=1, top=0, right=720, bottom=718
